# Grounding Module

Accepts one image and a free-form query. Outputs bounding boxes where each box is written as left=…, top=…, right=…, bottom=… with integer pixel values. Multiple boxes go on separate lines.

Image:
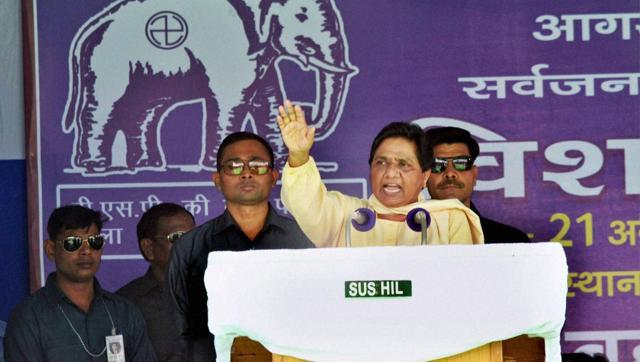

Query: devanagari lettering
left=459, top=64, right=640, bottom=100
left=102, top=228, right=123, bottom=245
left=139, top=194, right=162, bottom=212
left=182, top=193, right=210, bottom=217
left=533, top=13, right=640, bottom=42
left=75, top=196, right=93, bottom=209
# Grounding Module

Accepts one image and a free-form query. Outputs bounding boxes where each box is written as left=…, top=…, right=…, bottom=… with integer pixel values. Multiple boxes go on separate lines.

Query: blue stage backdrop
left=1, top=0, right=28, bottom=325
left=26, top=1, right=639, bottom=359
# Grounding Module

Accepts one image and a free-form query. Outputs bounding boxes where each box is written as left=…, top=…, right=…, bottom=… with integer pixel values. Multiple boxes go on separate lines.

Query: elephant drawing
left=62, top=0, right=358, bottom=174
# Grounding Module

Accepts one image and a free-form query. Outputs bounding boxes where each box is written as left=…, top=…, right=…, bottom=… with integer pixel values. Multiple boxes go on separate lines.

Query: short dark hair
left=368, top=122, right=432, bottom=171
left=425, top=127, right=480, bottom=162
left=216, top=132, right=274, bottom=171
left=47, top=205, right=104, bottom=241
left=136, top=203, right=194, bottom=261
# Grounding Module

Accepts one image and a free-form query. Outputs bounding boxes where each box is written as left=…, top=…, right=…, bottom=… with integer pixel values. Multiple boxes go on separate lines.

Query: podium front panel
left=205, top=243, right=567, bottom=362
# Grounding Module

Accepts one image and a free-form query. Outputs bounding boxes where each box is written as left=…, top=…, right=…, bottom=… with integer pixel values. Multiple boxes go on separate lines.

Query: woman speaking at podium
left=277, top=100, right=483, bottom=247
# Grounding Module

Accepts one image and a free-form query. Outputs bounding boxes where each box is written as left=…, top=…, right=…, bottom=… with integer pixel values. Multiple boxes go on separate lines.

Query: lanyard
left=58, top=298, right=116, bottom=358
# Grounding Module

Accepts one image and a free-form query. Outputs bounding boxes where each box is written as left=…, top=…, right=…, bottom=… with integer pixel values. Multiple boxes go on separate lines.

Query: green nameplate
left=344, top=280, right=412, bottom=298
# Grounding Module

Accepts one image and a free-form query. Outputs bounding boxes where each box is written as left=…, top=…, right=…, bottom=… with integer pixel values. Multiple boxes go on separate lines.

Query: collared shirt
left=470, top=203, right=530, bottom=244
left=166, top=204, right=314, bottom=359
left=4, top=273, right=156, bottom=362
left=117, top=267, right=185, bottom=362
left=281, top=157, right=484, bottom=248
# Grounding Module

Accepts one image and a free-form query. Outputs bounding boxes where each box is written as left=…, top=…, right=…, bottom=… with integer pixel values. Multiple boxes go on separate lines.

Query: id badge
left=106, top=334, right=126, bottom=362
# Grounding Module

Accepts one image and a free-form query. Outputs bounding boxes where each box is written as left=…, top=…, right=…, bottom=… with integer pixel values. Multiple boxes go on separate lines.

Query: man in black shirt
left=425, top=127, right=530, bottom=244
left=118, top=203, right=195, bottom=361
left=4, top=205, right=156, bottom=361
left=166, top=132, right=314, bottom=361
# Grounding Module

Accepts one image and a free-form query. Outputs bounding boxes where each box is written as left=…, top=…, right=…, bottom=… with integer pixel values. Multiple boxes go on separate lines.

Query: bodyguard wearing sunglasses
left=4, top=205, right=156, bottom=361
left=117, top=203, right=195, bottom=361
left=166, top=131, right=314, bottom=361
left=425, top=127, right=530, bottom=244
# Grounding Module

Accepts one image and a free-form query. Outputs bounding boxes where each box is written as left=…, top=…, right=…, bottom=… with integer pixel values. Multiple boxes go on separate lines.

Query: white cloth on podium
left=205, top=243, right=567, bottom=362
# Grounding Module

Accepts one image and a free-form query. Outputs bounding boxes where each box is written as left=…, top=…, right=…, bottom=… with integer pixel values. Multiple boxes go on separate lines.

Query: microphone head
left=351, top=208, right=376, bottom=232
left=406, top=208, right=431, bottom=232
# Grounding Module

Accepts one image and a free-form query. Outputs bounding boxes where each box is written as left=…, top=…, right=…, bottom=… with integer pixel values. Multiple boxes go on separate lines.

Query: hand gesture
left=277, top=100, right=315, bottom=167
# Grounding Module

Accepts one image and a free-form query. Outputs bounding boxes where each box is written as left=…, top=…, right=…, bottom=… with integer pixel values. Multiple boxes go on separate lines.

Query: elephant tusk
left=307, top=56, right=354, bottom=74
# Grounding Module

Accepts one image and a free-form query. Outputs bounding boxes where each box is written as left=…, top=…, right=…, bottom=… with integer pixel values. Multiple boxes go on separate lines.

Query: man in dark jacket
left=4, top=205, right=157, bottom=361
left=166, top=132, right=315, bottom=361
left=118, top=203, right=195, bottom=361
left=425, top=127, right=530, bottom=243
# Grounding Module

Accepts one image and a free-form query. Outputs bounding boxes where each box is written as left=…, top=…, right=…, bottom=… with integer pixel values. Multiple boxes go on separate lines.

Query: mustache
left=437, top=180, right=464, bottom=189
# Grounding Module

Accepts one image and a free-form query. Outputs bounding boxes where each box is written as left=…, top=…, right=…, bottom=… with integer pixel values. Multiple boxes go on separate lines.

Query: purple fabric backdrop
left=31, top=0, right=639, bottom=359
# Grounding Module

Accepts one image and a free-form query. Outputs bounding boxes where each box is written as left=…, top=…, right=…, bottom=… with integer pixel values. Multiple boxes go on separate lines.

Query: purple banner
left=31, top=0, right=639, bottom=359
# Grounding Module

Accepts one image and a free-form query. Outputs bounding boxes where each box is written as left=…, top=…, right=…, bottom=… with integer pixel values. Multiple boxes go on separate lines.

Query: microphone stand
left=406, top=208, right=431, bottom=245
left=345, top=208, right=376, bottom=248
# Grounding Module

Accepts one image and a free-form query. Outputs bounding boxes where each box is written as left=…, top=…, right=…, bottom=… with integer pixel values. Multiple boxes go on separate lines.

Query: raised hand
left=277, top=100, right=316, bottom=167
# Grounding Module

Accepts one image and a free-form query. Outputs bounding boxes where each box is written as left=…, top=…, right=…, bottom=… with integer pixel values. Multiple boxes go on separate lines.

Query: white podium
left=205, top=243, right=567, bottom=362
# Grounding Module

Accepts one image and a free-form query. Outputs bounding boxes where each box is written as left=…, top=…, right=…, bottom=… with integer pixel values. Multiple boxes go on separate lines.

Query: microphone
left=345, top=208, right=376, bottom=247
left=406, top=208, right=431, bottom=245
left=351, top=208, right=376, bottom=231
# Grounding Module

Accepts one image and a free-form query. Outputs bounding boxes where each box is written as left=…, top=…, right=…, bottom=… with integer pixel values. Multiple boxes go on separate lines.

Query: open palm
left=277, top=101, right=316, bottom=165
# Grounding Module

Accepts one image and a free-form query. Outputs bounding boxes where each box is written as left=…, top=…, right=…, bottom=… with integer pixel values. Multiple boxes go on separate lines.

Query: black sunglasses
left=431, top=156, right=473, bottom=173
left=58, top=235, right=105, bottom=252
left=156, top=230, right=187, bottom=243
left=222, top=159, right=272, bottom=176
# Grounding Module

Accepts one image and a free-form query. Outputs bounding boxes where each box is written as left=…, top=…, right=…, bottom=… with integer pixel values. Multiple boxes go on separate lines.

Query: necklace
left=58, top=298, right=116, bottom=358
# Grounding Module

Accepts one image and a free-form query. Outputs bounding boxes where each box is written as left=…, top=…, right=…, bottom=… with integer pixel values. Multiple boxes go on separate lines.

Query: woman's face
left=369, top=137, right=430, bottom=208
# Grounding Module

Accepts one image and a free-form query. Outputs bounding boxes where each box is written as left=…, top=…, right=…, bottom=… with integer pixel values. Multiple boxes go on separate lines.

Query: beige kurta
left=281, top=157, right=484, bottom=247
